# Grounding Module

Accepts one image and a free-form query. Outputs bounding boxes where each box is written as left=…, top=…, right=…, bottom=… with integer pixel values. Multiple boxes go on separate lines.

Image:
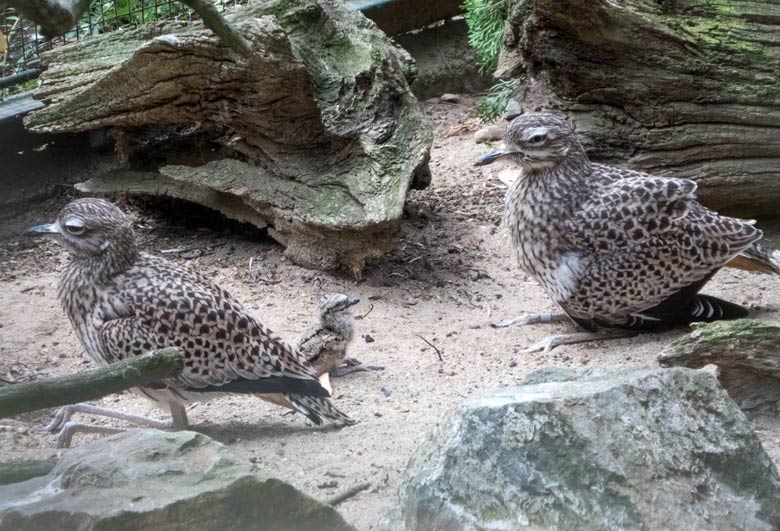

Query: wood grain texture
left=499, top=0, right=780, bottom=216
left=25, top=0, right=432, bottom=275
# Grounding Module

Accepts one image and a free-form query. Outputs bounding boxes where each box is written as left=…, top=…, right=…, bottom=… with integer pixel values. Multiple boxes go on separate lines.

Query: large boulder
left=496, top=0, right=780, bottom=216
left=0, top=429, right=355, bottom=531
left=25, top=0, right=432, bottom=276
left=387, top=367, right=780, bottom=530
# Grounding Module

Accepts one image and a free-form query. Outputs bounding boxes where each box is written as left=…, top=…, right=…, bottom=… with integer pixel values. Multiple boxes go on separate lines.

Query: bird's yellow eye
left=528, top=134, right=547, bottom=144
left=64, top=219, right=86, bottom=235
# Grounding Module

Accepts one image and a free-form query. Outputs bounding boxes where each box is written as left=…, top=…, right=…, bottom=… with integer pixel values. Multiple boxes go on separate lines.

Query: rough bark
left=0, top=348, right=183, bottom=419
left=498, top=0, right=780, bottom=217
left=1, top=0, right=90, bottom=38
left=25, top=1, right=432, bottom=276
left=659, top=320, right=780, bottom=412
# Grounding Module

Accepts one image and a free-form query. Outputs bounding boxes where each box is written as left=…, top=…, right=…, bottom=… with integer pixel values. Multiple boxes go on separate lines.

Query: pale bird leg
left=330, top=356, right=385, bottom=378
left=523, top=329, right=637, bottom=354
left=46, top=403, right=175, bottom=447
left=491, top=312, right=569, bottom=329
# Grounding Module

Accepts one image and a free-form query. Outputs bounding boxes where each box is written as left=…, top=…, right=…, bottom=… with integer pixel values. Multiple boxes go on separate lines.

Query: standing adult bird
left=477, top=113, right=779, bottom=353
left=28, top=198, right=355, bottom=447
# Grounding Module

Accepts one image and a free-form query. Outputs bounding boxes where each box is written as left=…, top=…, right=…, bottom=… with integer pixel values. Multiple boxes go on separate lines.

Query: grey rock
left=0, top=430, right=355, bottom=531
left=503, top=98, right=523, bottom=120
left=660, top=319, right=780, bottom=413
left=391, top=367, right=780, bottom=531
left=440, top=93, right=461, bottom=103
left=519, top=366, right=578, bottom=385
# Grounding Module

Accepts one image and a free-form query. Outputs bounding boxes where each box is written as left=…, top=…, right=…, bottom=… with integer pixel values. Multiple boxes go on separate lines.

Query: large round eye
left=63, top=218, right=86, bottom=236
left=528, top=133, right=547, bottom=144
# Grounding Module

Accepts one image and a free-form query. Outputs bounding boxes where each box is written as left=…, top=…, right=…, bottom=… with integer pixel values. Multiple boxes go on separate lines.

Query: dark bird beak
left=25, top=223, right=60, bottom=236
left=475, top=149, right=522, bottom=167
left=346, top=297, right=360, bottom=307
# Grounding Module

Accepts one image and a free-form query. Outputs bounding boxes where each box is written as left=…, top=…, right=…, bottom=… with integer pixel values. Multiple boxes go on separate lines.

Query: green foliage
left=476, top=78, right=518, bottom=123
left=83, top=0, right=190, bottom=33
left=462, top=0, right=508, bottom=75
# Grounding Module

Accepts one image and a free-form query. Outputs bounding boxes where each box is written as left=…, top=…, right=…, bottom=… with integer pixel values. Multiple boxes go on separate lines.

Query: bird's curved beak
left=475, top=149, right=522, bottom=167
left=25, top=222, right=60, bottom=236
left=346, top=297, right=360, bottom=307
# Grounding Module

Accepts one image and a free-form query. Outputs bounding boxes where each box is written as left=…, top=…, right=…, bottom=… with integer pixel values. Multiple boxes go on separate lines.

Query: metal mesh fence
left=0, top=0, right=249, bottom=96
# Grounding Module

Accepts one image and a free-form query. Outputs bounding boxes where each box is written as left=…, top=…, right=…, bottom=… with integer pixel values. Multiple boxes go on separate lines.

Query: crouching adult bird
left=27, top=198, right=355, bottom=447
left=477, top=113, right=779, bottom=353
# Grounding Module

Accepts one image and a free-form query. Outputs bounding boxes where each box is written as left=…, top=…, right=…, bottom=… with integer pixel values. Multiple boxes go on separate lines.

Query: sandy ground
left=1, top=97, right=779, bottom=529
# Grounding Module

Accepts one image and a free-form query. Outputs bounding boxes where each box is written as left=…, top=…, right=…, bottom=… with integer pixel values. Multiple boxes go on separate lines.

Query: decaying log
left=659, top=320, right=780, bottom=412
left=25, top=0, right=432, bottom=276
left=498, top=0, right=780, bottom=216
left=0, top=348, right=183, bottom=419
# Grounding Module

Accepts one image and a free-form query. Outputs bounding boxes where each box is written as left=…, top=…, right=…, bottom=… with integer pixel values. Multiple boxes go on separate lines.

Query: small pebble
left=440, top=93, right=460, bottom=103
left=363, top=334, right=375, bottom=343
left=380, top=387, right=392, bottom=397
left=509, top=359, right=518, bottom=367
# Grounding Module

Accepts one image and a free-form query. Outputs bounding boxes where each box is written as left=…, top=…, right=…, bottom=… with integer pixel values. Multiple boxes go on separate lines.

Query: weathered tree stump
left=659, top=320, right=780, bottom=412
left=25, top=0, right=432, bottom=276
left=498, top=0, right=780, bottom=216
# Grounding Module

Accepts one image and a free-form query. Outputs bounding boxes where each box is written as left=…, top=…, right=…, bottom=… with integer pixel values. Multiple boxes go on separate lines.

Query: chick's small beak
left=475, top=149, right=517, bottom=167
left=25, top=222, right=60, bottom=236
left=346, top=297, right=360, bottom=307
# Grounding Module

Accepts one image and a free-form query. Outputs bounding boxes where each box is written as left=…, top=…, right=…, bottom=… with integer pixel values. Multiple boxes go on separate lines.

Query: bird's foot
left=491, top=313, right=569, bottom=329
left=330, top=357, right=385, bottom=378
left=45, top=403, right=171, bottom=448
left=522, top=330, right=637, bottom=354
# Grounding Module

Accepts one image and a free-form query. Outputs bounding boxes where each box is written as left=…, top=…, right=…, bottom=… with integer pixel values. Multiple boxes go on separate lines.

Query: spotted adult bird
left=27, top=198, right=355, bottom=446
left=477, top=113, right=779, bottom=352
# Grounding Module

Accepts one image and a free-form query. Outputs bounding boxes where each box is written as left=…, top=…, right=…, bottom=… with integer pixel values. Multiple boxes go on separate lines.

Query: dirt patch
left=1, top=96, right=779, bottom=529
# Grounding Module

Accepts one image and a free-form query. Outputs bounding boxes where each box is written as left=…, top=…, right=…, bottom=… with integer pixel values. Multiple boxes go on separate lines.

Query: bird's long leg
left=330, top=356, right=385, bottom=378
left=491, top=312, right=570, bottom=329
left=523, top=329, right=637, bottom=354
left=46, top=403, right=172, bottom=447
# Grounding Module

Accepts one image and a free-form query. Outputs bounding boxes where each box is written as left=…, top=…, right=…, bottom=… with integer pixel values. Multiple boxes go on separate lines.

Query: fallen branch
left=415, top=334, right=443, bottom=362
left=327, top=481, right=371, bottom=506
left=178, top=0, right=250, bottom=54
left=0, top=348, right=184, bottom=419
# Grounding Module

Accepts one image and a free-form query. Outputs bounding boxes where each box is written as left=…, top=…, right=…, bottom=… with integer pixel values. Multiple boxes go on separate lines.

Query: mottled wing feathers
left=559, top=172, right=761, bottom=323
left=566, top=177, right=697, bottom=249
left=100, top=254, right=325, bottom=396
left=567, top=175, right=759, bottom=263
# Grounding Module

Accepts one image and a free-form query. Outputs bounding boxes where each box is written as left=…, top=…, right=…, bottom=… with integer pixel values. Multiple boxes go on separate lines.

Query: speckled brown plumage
left=481, top=113, right=777, bottom=333
left=297, top=293, right=358, bottom=376
left=41, top=198, right=354, bottom=426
